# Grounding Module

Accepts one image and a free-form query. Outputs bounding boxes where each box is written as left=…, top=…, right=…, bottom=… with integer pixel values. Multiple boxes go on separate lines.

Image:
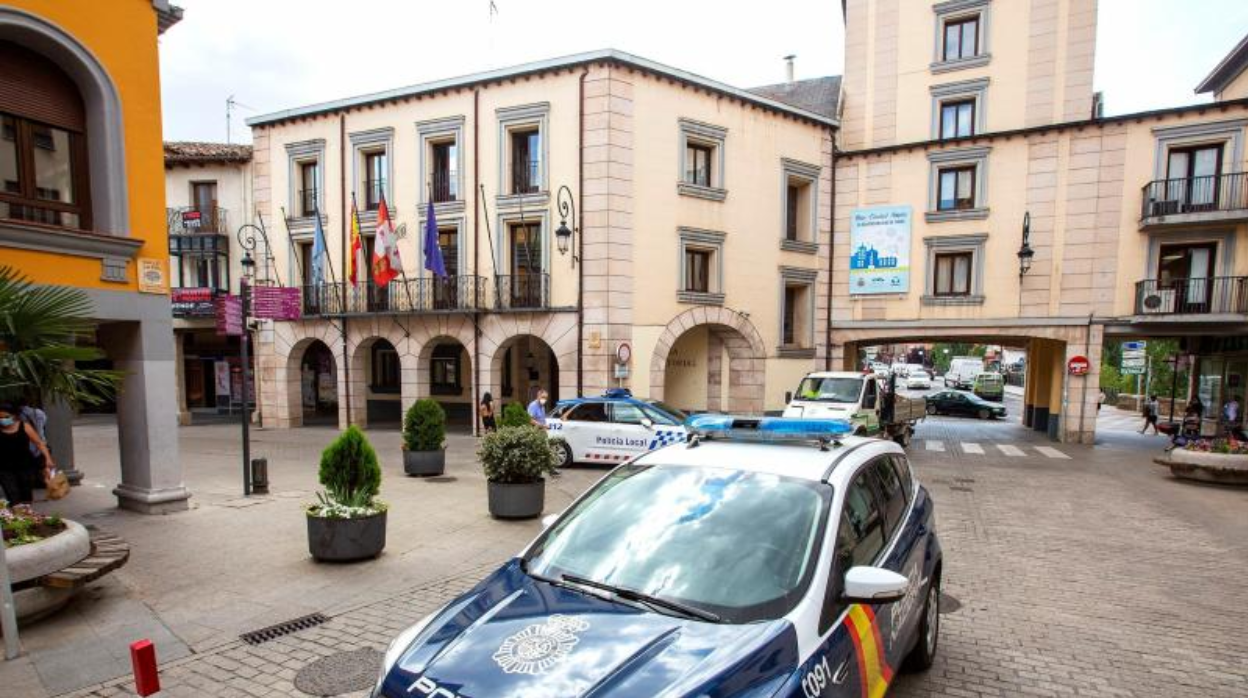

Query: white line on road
left=925, top=440, right=945, bottom=452
left=961, top=442, right=985, bottom=454
left=998, top=444, right=1026, bottom=457
left=1034, top=446, right=1070, bottom=459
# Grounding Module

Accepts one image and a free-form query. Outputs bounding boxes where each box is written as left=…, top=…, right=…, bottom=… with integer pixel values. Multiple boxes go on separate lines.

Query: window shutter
left=0, top=41, right=86, bottom=132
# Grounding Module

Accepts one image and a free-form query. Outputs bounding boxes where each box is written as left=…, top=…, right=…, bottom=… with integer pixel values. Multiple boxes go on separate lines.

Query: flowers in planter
left=478, top=425, right=559, bottom=484
left=306, top=426, right=387, bottom=519
left=1182, top=437, right=1248, bottom=455
left=1, top=501, right=65, bottom=547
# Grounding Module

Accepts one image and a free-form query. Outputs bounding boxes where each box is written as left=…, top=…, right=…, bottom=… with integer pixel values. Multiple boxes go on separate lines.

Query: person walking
left=19, top=398, right=49, bottom=484
left=1222, top=395, right=1240, bottom=437
left=479, top=392, right=497, bottom=433
left=0, top=402, right=54, bottom=504
left=1140, top=394, right=1160, bottom=434
left=527, top=388, right=549, bottom=429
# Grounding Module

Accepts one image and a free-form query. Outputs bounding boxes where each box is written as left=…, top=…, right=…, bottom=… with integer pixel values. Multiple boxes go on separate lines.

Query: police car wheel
left=904, top=574, right=940, bottom=672
left=555, top=441, right=574, bottom=469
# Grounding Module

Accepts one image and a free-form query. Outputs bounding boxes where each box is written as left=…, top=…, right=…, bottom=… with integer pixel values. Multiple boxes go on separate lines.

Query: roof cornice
left=246, top=49, right=839, bottom=129
left=1196, top=33, right=1248, bottom=95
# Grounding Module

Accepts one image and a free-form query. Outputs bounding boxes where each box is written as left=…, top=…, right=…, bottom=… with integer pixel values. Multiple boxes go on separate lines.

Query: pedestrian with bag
left=1140, top=394, right=1160, bottom=435
left=0, top=401, right=54, bottom=504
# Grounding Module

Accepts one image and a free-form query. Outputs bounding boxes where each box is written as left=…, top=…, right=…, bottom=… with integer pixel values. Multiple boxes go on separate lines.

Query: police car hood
left=381, top=560, right=798, bottom=698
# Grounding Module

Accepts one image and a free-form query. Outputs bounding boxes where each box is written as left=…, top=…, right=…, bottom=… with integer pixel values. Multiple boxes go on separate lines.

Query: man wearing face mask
left=527, top=388, right=549, bottom=429
left=0, top=401, right=55, bottom=504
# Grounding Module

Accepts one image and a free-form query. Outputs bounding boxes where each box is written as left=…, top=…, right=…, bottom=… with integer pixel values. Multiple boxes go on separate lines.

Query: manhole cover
left=939, top=593, right=962, bottom=614
left=423, top=476, right=457, bottom=483
left=294, top=648, right=383, bottom=696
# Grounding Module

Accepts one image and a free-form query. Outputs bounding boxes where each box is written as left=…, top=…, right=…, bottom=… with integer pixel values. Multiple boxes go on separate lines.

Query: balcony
left=431, top=169, right=457, bottom=204
left=494, top=273, right=549, bottom=310
left=168, top=206, right=228, bottom=236
left=300, top=276, right=486, bottom=316
left=1134, top=276, right=1248, bottom=316
left=1140, top=172, right=1248, bottom=228
left=510, top=159, right=541, bottom=195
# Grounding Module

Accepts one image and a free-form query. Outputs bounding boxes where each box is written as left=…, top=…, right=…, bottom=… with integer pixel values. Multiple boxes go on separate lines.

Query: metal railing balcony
left=1140, top=172, right=1248, bottom=224
left=430, top=169, right=458, bottom=203
left=510, top=159, right=541, bottom=194
left=168, top=206, right=228, bottom=236
left=1134, top=276, right=1248, bottom=316
left=493, top=273, right=549, bottom=310
left=300, top=275, right=486, bottom=316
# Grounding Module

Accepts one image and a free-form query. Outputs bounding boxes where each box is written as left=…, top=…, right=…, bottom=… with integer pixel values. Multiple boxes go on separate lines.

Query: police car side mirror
left=640, top=417, right=654, bottom=430
left=842, top=566, right=909, bottom=604
left=541, top=513, right=560, bottom=530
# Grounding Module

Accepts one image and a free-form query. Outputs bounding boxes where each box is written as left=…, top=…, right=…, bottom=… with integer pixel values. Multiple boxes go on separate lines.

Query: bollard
left=130, top=639, right=160, bottom=696
left=250, top=457, right=269, bottom=495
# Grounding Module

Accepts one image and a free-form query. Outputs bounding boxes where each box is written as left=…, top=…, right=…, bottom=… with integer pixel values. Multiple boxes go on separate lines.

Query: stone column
left=43, top=395, right=78, bottom=485
left=99, top=320, right=191, bottom=514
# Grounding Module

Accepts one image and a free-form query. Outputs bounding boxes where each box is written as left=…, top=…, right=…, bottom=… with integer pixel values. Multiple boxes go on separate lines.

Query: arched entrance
left=418, top=336, right=474, bottom=431
left=491, top=335, right=561, bottom=413
left=299, top=340, right=338, bottom=426
left=650, top=307, right=766, bottom=414
left=351, top=337, right=401, bottom=428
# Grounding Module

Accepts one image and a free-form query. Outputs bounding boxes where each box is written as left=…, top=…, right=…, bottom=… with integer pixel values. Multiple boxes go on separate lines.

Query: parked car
left=943, top=357, right=983, bottom=389
left=372, top=417, right=943, bottom=698
left=925, top=390, right=1007, bottom=420
left=973, top=372, right=1005, bottom=402
left=545, top=392, right=688, bottom=467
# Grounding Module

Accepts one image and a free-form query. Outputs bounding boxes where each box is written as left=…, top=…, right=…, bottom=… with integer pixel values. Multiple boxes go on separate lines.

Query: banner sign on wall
left=215, top=295, right=243, bottom=336
left=251, top=286, right=303, bottom=321
left=848, top=205, right=911, bottom=295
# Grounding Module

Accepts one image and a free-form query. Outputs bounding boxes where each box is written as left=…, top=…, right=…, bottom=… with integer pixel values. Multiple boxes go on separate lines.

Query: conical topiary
left=316, top=425, right=382, bottom=510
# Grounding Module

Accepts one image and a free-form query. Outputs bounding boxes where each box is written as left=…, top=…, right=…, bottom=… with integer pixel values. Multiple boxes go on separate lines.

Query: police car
left=545, top=389, right=689, bottom=467
left=374, top=417, right=942, bottom=698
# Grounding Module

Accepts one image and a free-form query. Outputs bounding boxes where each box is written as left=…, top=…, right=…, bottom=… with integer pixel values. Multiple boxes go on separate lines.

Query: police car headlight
left=374, top=613, right=436, bottom=695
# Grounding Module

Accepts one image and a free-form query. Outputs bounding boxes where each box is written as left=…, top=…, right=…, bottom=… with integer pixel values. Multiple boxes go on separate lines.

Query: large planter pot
left=404, top=448, right=445, bottom=476
left=7, top=519, right=90, bottom=584
left=488, top=479, right=545, bottom=520
left=307, top=511, right=387, bottom=562
left=1156, top=449, right=1248, bottom=486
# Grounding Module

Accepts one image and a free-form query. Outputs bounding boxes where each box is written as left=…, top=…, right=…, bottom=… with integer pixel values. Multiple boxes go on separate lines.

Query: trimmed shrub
left=316, top=425, right=381, bottom=509
left=478, top=425, right=558, bottom=484
left=499, top=402, right=532, bottom=428
left=403, top=398, right=446, bottom=452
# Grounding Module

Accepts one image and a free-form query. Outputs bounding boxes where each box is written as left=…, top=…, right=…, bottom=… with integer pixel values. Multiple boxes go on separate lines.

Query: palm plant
left=0, top=265, right=123, bottom=407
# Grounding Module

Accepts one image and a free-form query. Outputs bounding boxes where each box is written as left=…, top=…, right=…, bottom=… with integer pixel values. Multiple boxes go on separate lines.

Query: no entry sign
left=1067, top=355, right=1090, bottom=376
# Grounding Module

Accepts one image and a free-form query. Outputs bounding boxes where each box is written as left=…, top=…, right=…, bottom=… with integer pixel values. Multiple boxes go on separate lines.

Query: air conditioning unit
left=1149, top=200, right=1179, bottom=217
left=1140, top=288, right=1176, bottom=314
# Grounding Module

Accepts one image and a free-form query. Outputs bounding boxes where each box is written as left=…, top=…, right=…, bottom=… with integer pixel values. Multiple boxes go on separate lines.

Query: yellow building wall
left=3, top=0, right=169, bottom=293
left=1215, top=69, right=1248, bottom=102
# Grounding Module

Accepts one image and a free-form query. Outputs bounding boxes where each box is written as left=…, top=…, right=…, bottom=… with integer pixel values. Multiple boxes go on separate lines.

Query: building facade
left=831, top=0, right=1248, bottom=442
left=164, top=142, right=254, bottom=425
left=0, top=0, right=190, bottom=511
left=246, top=51, right=837, bottom=430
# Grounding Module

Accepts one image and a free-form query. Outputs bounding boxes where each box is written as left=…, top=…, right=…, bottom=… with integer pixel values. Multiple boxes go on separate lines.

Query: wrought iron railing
left=363, top=179, right=386, bottom=211
left=494, top=273, right=549, bottom=310
left=431, top=169, right=457, bottom=203
left=510, top=159, right=541, bottom=194
left=1140, top=172, right=1248, bottom=221
left=168, top=206, right=228, bottom=236
left=298, top=188, right=320, bottom=217
left=1134, top=276, right=1248, bottom=315
left=300, top=276, right=486, bottom=316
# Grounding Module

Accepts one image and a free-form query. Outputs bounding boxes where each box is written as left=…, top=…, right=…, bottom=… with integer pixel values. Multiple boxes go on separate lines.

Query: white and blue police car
left=545, top=389, right=689, bottom=467
left=374, top=416, right=942, bottom=698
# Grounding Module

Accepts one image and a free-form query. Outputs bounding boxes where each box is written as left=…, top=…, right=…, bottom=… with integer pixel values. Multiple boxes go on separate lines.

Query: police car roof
left=633, top=434, right=900, bottom=484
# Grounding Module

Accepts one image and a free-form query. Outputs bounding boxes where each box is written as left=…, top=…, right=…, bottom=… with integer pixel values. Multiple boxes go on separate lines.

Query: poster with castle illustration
left=848, top=205, right=911, bottom=295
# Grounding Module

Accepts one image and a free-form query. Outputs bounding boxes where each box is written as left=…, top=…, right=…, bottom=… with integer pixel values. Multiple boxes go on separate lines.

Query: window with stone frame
left=933, top=251, right=973, bottom=297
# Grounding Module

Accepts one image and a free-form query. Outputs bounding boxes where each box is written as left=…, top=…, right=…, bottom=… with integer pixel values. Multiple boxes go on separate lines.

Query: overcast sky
left=158, top=0, right=1248, bottom=143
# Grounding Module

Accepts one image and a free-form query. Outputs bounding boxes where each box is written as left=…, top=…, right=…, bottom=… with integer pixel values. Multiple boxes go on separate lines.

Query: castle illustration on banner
left=850, top=244, right=899, bottom=271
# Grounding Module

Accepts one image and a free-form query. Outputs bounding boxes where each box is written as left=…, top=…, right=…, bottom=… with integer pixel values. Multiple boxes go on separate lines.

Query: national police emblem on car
left=492, top=615, right=590, bottom=675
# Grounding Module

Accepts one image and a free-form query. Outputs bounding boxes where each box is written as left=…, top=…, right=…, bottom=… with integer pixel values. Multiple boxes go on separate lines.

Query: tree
left=0, top=266, right=123, bottom=407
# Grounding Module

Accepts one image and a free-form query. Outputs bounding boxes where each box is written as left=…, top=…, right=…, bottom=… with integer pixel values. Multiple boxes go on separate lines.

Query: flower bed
left=1179, top=437, right=1248, bottom=455
left=1, top=501, right=67, bottom=547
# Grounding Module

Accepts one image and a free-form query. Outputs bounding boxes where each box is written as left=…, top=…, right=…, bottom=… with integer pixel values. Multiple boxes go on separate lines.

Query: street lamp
left=1018, top=211, right=1035, bottom=277
left=554, top=185, right=579, bottom=267
left=236, top=223, right=271, bottom=496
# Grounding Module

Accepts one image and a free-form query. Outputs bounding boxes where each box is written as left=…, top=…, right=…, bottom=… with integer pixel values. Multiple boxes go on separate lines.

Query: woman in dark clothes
left=479, top=392, right=497, bottom=433
left=0, top=401, right=55, bottom=504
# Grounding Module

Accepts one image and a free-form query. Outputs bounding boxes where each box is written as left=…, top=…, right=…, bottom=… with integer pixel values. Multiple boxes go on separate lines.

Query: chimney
left=784, top=54, right=796, bottom=84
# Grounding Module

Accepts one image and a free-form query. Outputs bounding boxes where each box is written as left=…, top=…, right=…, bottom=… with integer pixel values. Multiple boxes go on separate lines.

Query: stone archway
left=346, top=318, right=416, bottom=429
left=650, top=307, right=767, bottom=414
left=479, top=313, right=578, bottom=417
left=290, top=339, right=338, bottom=427
left=417, top=335, right=475, bottom=431
left=261, top=320, right=347, bottom=428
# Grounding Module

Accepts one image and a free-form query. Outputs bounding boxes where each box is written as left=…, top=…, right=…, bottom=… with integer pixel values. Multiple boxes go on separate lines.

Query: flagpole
left=479, top=183, right=500, bottom=307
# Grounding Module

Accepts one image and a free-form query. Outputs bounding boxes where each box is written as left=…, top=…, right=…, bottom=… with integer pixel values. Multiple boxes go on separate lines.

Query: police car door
left=560, top=401, right=610, bottom=463
left=864, top=455, right=928, bottom=673
left=607, top=402, right=653, bottom=461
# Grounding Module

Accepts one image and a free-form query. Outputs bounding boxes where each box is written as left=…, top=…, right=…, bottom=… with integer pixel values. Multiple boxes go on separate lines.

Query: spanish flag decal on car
left=845, top=604, right=893, bottom=698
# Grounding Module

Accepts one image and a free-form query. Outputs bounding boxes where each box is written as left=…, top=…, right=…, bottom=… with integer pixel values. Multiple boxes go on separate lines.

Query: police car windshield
left=645, top=400, right=687, bottom=422
left=525, top=464, right=829, bottom=624
left=796, top=376, right=863, bottom=403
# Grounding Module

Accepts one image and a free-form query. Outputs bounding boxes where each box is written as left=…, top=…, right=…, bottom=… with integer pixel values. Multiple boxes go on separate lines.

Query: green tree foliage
left=499, top=402, right=532, bottom=428
left=318, top=425, right=382, bottom=506
left=0, top=266, right=124, bottom=406
left=403, top=398, right=446, bottom=451
left=930, top=343, right=985, bottom=374
left=1099, top=338, right=1189, bottom=399
left=478, top=425, right=558, bottom=484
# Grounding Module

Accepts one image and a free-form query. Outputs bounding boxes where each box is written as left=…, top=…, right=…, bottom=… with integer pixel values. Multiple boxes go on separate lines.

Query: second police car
left=545, top=389, right=690, bottom=467
left=374, top=416, right=942, bottom=698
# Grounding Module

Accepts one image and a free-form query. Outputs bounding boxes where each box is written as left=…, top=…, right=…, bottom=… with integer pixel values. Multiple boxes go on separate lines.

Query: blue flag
left=423, top=200, right=448, bottom=278
left=310, top=201, right=327, bottom=285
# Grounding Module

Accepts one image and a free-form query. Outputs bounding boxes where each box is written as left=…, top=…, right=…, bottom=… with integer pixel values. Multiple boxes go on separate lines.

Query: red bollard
left=130, top=639, right=161, bottom=696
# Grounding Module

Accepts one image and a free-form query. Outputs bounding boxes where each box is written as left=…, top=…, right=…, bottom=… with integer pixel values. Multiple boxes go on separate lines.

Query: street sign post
left=1121, top=340, right=1147, bottom=376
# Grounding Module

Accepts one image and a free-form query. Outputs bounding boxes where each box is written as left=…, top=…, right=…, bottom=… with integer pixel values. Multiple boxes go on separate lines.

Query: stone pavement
left=4, top=414, right=1247, bottom=697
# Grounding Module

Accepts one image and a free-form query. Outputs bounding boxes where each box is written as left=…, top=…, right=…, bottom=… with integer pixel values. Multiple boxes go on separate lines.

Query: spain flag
left=348, top=197, right=365, bottom=289
left=845, top=604, right=893, bottom=698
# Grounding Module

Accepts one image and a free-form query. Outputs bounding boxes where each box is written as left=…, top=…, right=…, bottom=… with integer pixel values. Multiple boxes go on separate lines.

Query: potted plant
left=478, top=425, right=558, bottom=519
left=306, top=426, right=387, bottom=561
left=403, top=398, right=446, bottom=476
left=499, top=402, right=532, bottom=428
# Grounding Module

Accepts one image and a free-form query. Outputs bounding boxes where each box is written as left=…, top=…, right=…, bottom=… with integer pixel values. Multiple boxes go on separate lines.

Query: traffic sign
left=1067, top=355, right=1090, bottom=376
left=1123, top=340, right=1147, bottom=351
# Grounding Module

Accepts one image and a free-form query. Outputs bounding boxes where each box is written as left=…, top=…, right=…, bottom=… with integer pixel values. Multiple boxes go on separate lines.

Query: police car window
left=526, top=464, right=830, bottom=624
left=641, top=405, right=679, bottom=426
left=869, top=458, right=907, bottom=540
left=566, top=402, right=608, bottom=422
left=890, top=454, right=915, bottom=501
left=611, top=403, right=647, bottom=425
left=838, top=471, right=886, bottom=568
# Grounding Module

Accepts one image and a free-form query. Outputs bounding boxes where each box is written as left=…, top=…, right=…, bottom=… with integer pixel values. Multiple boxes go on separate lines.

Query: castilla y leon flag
left=372, top=195, right=403, bottom=287
left=348, top=196, right=365, bottom=289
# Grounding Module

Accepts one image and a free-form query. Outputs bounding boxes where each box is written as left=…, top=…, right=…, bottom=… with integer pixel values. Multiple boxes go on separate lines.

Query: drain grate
left=240, top=612, right=329, bottom=645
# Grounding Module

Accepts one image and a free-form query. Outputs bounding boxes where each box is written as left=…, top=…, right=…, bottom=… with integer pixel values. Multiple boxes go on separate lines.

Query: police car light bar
left=684, top=415, right=854, bottom=448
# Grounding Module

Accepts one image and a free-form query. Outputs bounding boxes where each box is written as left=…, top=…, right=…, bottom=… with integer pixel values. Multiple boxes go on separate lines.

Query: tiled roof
left=747, top=76, right=842, bottom=120
left=164, top=141, right=252, bottom=166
